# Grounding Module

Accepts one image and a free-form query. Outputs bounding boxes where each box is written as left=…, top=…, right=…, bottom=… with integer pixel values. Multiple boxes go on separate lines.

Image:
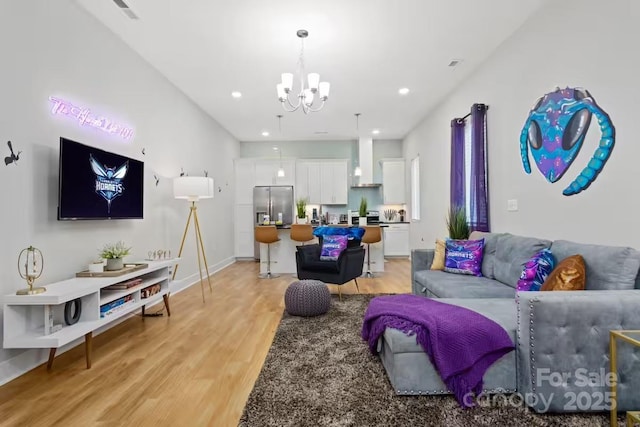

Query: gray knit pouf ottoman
left=284, top=280, right=331, bottom=317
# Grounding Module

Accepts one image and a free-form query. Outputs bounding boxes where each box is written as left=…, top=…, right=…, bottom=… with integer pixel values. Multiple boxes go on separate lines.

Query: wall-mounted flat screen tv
left=58, top=137, right=144, bottom=220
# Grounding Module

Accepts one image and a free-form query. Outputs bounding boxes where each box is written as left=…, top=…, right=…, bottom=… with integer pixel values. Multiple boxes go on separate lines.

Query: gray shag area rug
left=239, top=294, right=617, bottom=426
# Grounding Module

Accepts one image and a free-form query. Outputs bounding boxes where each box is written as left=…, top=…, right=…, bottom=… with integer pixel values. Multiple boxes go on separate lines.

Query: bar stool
left=290, top=224, right=314, bottom=245
left=255, top=225, right=280, bottom=279
left=362, top=226, right=382, bottom=278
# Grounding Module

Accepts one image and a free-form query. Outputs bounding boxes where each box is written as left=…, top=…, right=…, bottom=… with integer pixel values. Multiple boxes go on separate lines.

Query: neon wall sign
left=49, top=96, right=135, bottom=140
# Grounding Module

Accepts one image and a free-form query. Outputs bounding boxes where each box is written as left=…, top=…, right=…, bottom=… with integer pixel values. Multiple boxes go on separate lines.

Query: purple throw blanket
left=361, top=294, right=514, bottom=407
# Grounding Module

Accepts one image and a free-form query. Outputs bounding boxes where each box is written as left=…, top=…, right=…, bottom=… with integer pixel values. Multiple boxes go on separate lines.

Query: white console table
left=2, top=259, right=178, bottom=370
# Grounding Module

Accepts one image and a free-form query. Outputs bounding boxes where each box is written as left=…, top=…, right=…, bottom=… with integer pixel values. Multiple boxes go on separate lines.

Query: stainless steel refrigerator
left=253, top=185, right=294, bottom=259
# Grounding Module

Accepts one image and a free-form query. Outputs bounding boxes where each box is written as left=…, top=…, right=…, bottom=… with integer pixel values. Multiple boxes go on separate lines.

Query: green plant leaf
left=359, top=197, right=368, bottom=217
left=446, top=206, right=470, bottom=240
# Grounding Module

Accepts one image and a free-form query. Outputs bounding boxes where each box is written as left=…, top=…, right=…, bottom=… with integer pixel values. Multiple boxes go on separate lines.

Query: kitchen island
left=257, top=225, right=384, bottom=276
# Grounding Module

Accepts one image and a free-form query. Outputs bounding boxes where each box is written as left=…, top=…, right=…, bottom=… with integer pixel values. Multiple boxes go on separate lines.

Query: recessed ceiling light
left=272, top=146, right=279, bottom=151
left=262, top=131, right=270, bottom=137
left=231, top=91, right=242, bottom=98
left=398, top=88, right=410, bottom=95
left=372, top=129, right=380, bottom=135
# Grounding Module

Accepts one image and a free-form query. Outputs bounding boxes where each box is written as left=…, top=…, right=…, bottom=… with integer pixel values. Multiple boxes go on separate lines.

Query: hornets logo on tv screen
left=58, top=138, right=144, bottom=220
left=90, top=154, right=128, bottom=213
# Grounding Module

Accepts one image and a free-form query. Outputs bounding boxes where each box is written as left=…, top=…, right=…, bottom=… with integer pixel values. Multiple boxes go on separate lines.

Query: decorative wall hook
left=4, top=141, right=21, bottom=166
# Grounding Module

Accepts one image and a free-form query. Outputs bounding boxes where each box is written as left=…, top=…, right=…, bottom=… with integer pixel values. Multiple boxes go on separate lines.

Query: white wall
left=0, top=2, right=239, bottom=374
left=404, top=0, right=640, bottom=249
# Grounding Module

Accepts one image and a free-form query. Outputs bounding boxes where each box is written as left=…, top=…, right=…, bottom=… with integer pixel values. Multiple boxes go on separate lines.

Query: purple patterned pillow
left=517, top=248, right=556, bottom=291
left=320, top=235, right=348, bottom=261
left=444, top=239, right=485, bottom=276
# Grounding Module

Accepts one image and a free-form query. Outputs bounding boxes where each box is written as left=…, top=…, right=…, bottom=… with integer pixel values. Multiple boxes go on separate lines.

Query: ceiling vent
left=112, top=0, right=139, bottom=19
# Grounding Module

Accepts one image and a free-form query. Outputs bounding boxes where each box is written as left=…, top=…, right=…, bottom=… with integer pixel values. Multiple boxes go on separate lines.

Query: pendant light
left=354, top=113, right=362, bottom=176
left=276, top=115, right=285, bottom=177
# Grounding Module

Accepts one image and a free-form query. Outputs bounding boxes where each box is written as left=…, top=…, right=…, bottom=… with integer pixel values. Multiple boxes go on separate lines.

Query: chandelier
left=276, top=29, right=330, bottom=114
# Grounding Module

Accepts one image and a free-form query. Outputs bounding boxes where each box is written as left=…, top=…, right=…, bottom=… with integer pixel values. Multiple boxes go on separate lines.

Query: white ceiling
left=75, top=0, right=547, bottom=142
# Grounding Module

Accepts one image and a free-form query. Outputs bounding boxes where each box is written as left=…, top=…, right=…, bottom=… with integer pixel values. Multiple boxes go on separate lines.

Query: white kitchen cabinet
left=234, top=158, right=255, bottom=205
left=234, top=204, right=255, bottom=258
left=320, top=161, right=348, bottom=205
left=381, top=159, right=406, bottom=204
left=254, top=160, right=295, bottom=186
left=295, top=161, right=321, bottom=204
left=383, top=223, right=410, bottom=257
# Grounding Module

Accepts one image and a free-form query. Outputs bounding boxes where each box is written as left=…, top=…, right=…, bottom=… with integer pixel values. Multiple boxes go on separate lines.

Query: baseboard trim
left=0, top=256, right=236, bottom=386
left=169, top=256, right=235, bottom=295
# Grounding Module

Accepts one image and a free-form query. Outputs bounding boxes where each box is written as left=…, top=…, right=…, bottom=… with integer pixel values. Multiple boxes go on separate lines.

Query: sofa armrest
left=516, top=290, right=640, bottom=413
left=411, top=249, right=434, bottom=294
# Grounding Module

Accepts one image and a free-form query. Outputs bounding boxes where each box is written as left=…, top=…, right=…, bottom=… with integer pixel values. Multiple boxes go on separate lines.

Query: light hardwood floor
left=0, top=258, right=411, bottom=427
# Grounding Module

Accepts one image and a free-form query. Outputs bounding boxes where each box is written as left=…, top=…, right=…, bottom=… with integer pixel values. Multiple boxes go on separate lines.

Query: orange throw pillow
left=541, top=254, right=586, bottom=291
left=431, top=239, right=446, bottom=270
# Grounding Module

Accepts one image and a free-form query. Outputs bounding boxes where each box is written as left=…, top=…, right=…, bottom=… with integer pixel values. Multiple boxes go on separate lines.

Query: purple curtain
left=450, top=119, right=465, bottom=208
left=469, top=103, right=490, bottom=232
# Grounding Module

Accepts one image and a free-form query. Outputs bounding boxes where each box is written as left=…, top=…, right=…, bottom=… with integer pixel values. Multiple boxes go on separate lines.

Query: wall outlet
left=507, top=199, right=518, bottom=212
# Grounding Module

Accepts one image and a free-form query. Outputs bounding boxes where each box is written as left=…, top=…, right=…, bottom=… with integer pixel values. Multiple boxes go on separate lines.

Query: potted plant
left=296, top=197, right=308, bottom=224
left=359, top=197, right=368, bottom=226
left=446, top=206, right=470, bottom=239
left=100, top=241, right=131, bottom=271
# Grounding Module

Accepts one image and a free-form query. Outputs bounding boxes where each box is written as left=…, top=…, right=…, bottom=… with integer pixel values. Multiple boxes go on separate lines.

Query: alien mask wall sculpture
left=519, top=87, right=615, bottom=196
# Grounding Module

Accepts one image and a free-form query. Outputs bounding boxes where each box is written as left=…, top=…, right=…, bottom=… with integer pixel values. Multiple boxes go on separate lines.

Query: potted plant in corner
left=359, top=197, right=368, bottom=226
left=296, top=197, right=308, bottom=224
left=446, top=206, right=470, bottom=239
left=100, top=241, right=132, bottom=271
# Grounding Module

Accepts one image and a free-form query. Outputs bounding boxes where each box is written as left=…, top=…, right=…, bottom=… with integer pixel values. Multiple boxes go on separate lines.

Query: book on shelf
left=100, top=294, right=134, bottom=316
left=101, top=300, right=136, bottom=318
left=104, top=278, right=143, bottom=291
left=141, top=283, right=162, bottom=299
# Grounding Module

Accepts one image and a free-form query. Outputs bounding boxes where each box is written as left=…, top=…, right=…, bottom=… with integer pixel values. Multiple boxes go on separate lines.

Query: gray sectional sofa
left=379, top=232, right=640, bottom=412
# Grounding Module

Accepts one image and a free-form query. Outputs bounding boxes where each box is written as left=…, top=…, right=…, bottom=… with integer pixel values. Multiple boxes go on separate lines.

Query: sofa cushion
left=494, top=235, right=552, bottom=288
left=414, top=270, right=516, bottom=299
left=550, top=240, right=640, bottom=290
left=430, top=239, right=446, bottom=270
left=320, top=235, right=347, bottom=261
left=541, top=254, right=586, bottom=291
left=300, top=259, right=340, bottom=274
left=443, top=238, right=484, bottom=276
left=469, top=231, right=507, bottom=279
left=517, top=248, right=556, bottom=292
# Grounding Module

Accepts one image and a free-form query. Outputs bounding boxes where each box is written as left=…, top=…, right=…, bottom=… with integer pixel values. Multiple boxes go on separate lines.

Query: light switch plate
left=507, top=199, right=518, bottom=212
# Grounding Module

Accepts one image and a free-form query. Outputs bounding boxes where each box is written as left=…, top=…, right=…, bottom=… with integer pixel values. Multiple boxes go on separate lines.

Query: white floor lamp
left=173, top=176, right=214, bottom=302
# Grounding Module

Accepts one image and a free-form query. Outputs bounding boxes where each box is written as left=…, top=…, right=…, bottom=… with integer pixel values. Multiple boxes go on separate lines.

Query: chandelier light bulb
left=277, top=167, right=285, bottom=177
left=319, top=82, right=330, bottom=100
left=276, top=84, right=286, bottom=101
left=281, top=73, right=293, bottom=92
left=276, top=30, right=329, bottom=114
left=307, top=73, right=320, bottom=92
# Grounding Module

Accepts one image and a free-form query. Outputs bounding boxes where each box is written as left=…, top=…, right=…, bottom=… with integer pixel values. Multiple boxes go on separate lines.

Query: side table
left=610, top=330, right=640, bottom=426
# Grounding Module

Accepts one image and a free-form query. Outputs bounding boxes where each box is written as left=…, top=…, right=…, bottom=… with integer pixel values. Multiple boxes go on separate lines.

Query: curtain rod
left=457, top=104, right=489, bottom=122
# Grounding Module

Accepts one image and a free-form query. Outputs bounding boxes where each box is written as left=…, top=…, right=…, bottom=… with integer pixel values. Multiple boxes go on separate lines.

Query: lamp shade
left=173, top=177, right=214, bottom=202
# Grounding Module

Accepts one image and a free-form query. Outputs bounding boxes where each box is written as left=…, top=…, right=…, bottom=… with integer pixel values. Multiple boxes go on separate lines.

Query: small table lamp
left=173, top=176, right=214, bottom=302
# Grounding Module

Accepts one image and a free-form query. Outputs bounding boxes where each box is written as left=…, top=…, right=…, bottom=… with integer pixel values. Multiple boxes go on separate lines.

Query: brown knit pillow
left=541, top=254, right=586, bottom=291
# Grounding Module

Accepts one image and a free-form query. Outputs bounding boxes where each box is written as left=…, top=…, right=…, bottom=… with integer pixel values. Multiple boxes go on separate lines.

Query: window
left=411, top=156, right=420, bottom=220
